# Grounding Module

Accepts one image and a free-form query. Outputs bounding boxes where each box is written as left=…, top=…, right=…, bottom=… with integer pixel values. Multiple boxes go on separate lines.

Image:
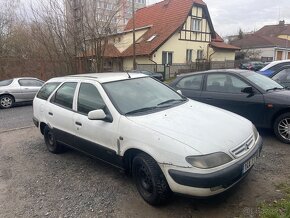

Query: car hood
left=127, top=100, right=253, bottom=154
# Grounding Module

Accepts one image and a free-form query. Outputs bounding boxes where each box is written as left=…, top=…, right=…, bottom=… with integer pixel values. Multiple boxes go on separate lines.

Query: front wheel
left=274, top=113, right=290, bottom=144
left=132, top=153, right=172, bottom=205
left=0, top=95, right=14, bottom=109
left=44, top=126, right=64, bottom=153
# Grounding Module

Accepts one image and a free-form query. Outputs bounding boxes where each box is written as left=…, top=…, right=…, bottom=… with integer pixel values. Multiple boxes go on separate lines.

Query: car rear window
left=0, top=79, right=13, bottom=87
left=36, top=82, right=61, bottom=100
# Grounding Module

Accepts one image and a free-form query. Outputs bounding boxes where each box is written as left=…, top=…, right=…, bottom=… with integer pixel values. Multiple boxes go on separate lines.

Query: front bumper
left=167, top=136, right=263, bottom=195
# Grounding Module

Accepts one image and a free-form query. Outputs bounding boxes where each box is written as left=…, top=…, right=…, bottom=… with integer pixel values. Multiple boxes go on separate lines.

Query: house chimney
left=279, top=20, right=285, bottom=26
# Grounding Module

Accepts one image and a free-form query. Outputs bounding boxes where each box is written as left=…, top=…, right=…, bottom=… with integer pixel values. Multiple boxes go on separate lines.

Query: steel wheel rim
left=137, top=165, right=153, bottom=194
left=47, top=131, right=56, bottom=149
left=1, top=97, right=12, bottom=108
left=278, top=118, right=290, bottom=141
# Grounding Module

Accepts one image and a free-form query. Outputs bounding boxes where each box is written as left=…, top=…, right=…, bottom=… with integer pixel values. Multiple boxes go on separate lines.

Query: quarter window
left=36, top=82, right=61, bottom=100
left=176, top=75, right=203, bottom=90
left=77, top=83, right=106, bottom=115
left=206, top=74, right=249, bottom=93
left=52, top=82, right=77, bottom=109
left=272, top=68, right=290, bottom=85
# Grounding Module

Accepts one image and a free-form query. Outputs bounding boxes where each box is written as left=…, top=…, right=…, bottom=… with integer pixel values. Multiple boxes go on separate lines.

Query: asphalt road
left=0, top=105, right=290, bottom=218
left=0, top=104, right=33, bottom=132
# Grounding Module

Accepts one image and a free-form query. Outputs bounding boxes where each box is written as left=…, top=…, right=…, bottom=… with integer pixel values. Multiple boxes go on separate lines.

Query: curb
left=0, top=126, right=35, bottom=134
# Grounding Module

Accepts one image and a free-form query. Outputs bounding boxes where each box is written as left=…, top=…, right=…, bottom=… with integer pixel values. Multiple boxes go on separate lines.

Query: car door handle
left=205, top=98, right=213, bottom=101
left=48, top=112, right=53, bottom=116
left=75, top=121, right=82, bottom=126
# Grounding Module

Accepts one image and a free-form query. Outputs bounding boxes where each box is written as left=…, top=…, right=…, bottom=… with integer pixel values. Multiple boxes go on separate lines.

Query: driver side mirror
left=241, top=86, right=254, bottom=94
left=88, top=109, right=112, bottom=122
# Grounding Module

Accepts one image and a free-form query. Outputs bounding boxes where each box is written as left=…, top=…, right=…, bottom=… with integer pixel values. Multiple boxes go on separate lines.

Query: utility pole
left=132, top=0, right=137, bottom=70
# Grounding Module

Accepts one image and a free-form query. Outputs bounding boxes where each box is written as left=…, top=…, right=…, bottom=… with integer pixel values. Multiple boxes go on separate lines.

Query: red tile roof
left=121, top=0, right=212, bottom=57
left=255, top=23, right=290, bottom=37
left=231, top=34, right=289, bottom=49
left=210, top=41, right=240, bottom=50
left=104, top=44, right=121, bottom=58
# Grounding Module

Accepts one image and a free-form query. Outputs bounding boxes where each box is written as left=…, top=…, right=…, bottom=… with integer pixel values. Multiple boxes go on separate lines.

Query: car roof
left=261, top=59, right=290, bottom=71
left=176, top=69, right=253, bottom=77
left=48, top=72, right=148, bottom=84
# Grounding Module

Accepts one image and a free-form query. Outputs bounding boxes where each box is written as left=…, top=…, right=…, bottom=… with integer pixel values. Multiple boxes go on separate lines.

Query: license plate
left=242, top=151, right=259, bottom=174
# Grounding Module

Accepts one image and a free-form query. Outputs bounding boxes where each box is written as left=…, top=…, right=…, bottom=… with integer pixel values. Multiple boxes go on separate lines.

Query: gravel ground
left=0, top=126, right=289, bottom=218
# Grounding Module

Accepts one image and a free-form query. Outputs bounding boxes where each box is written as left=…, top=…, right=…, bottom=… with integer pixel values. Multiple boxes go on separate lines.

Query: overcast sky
left=147, top=0, right=290, bottom=37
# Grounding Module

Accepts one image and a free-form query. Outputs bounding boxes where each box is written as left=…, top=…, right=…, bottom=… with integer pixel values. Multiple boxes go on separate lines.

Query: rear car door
left=172, top=74, right=203, bottom=100
left=47, top=82, right=78, bottom=146
left=73, top=82, right=121, bottom=166
left=200, top=73, right=265, bottom=126
left=18, top=79, right=44, bottom=100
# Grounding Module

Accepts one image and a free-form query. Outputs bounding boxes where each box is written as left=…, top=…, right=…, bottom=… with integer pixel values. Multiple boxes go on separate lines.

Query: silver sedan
left=0, top=77, right=44, bottom=109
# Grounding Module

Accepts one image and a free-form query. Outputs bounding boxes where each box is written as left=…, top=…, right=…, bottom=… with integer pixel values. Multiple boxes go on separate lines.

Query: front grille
left=230, top=136, right=254, bottom=158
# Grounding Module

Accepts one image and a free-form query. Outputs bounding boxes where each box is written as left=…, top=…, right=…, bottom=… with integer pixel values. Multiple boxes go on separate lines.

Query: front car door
left=200, top=73, right=265, bottom=127
left=73, top=81, right=122, bottom=167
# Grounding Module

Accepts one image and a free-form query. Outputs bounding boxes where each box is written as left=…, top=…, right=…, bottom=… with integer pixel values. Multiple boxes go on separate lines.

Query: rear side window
left=0, top=79, right=13, bottom=86
left=18, top=79, right=44, bottom=87
left=176, top=75, right=203, bottom=90
left=36, top=82, right=61, bottom=100
left=52, top=82, right=77, bottom=109
left=77, top=83, right=105, bottom=114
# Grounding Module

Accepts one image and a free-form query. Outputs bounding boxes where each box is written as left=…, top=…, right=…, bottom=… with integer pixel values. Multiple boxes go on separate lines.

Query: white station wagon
left=33, top=73, right=263, bottom=205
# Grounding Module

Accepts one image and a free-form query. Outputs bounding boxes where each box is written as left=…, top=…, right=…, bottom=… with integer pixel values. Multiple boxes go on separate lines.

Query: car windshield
left=0, top=79, right=13, bottom=87
left=243, top=71, right=283, bottom=91
left=103, top=77, right=186, bottom=115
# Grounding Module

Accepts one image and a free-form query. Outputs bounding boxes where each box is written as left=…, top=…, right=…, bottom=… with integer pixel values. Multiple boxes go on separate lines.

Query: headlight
left=186, top=152, right=232, bottom=169
left=252, top=124, right=259, bottom=141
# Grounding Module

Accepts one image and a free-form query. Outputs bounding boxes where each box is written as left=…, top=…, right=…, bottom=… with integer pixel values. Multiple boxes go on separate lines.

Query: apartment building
left=65, top=0, right=146, bottom=34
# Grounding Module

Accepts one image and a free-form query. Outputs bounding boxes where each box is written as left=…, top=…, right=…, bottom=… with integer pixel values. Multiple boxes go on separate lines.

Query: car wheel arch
left=123, top=148, right=159, bottom=175
left=271, top=108, right=290, bottom=127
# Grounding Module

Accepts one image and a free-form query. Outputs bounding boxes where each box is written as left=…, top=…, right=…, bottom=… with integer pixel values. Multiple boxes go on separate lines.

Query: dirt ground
left=0, top=127, right=289, bottom=218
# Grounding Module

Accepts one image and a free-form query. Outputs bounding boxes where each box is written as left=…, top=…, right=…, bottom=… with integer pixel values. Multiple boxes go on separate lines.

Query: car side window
left=77, top=83, right=106, bottom=115
left=51, top=82, right=77, bottom=109
left=272, top=68, right=290, bottom=84
left=36, top=82, right=61, bottom=100
left=176, top=74, right=203, bottom=90
left=206, top=74, right=249, bottom=94
left=18, top=79, right=43, bottom=87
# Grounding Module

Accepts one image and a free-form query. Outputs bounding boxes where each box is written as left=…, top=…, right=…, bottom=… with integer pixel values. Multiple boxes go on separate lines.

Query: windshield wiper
left=125, top=106, right=157, bottom=115
left=266, top=87, right=284, bottom=92
left=157, top=99, right=186, bottom=107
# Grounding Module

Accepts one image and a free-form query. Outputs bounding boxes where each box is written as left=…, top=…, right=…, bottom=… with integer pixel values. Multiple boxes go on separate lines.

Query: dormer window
left=191, top=19, right=201, bottom=32
left=147, top=34, right=157, bottom=42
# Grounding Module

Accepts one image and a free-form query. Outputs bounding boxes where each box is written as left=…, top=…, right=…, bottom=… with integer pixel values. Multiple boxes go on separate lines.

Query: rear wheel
left=132, top=153, right=172, bottom=205
left=274, top=113, right=290, bottom=144
left=0, top=95, right=14, bottom=109
left=44, top=126, right=64, bottom=153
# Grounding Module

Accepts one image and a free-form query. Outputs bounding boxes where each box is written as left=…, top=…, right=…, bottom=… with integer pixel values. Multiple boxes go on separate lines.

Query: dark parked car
left=239, top=62, right=265, bottom=71
left=130, top=70, right=164, bottom=81
left=170, top=69, right=290, bottom=143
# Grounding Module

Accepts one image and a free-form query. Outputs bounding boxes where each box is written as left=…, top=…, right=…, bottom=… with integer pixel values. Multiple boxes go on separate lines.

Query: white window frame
left=191, top=18, right=201, bottom=32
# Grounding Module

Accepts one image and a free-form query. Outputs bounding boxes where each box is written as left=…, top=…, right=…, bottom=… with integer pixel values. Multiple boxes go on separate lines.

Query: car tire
left=132, top=153, right=172, bottom=205
left=274, top=113, right=290, bottom=144
left=44, top=126, right=64, bottom=153
left=0, top=95, right=14, bottom=109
